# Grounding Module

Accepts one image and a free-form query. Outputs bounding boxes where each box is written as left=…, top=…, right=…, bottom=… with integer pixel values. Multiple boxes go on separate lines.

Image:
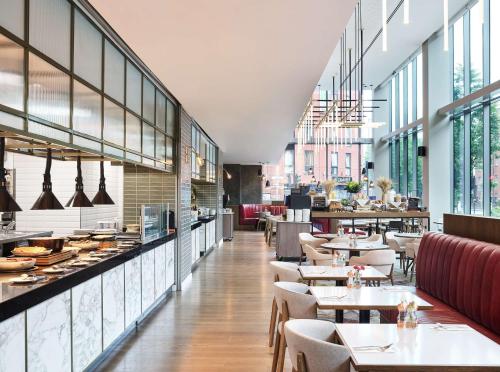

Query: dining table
left=314, top=233, right=368, bottom=241
left=320, top=242, right=389, bottom=258
left=310, top=286, right=433, bottom=323
left=335, top=323, right=500, bottom=371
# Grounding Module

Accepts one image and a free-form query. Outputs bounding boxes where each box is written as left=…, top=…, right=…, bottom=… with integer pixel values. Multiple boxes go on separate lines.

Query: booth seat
left=239, top=204, right=287, bottom=225
left=380, top=232, right=500, bottom=343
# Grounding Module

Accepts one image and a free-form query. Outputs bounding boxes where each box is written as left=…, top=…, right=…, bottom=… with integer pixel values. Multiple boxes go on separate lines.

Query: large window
left=304, top=151, right=314, bottom=174
left=345, top=153, right=351, bottom=177
left=451, top=1, right=500, bottom=216
left=331, top=152, right=338, bottom=176
left=387, top=52, right=424, bottom=197
left=0, top=0, right=177, bottom=172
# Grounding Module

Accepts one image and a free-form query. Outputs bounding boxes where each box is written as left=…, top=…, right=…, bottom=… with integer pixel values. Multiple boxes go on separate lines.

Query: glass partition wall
left=0, top=0, right=176, bottom=172
left=451, top=0, right=500, bottom=216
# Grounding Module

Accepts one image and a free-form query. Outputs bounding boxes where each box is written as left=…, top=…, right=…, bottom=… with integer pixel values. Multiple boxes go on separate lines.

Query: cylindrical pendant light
left=0, top=138, right=21, bottom=212
left=404, top=0, right=410, bottom=24
left=66, top=156, right=93, bottom=208
left=31, top=149, right=64, bottom=210
left=444, top=0, right=449, bottom=51
left=92, top=161, right=114, bottom=205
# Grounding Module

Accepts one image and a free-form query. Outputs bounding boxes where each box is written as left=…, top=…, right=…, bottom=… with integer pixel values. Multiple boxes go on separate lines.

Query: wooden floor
left=97, top=231, right=285, bottom=372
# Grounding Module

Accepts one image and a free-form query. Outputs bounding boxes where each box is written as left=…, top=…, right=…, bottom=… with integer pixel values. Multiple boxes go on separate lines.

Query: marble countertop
left=0, top=231, right=176, bottom=322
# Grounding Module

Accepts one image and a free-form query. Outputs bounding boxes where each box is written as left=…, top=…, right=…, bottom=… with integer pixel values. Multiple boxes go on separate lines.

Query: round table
left=394, top=232, right=423, bottom=239
left=315, top=233, right=368, bottom=241
left=320, top=242, right=390, bottom=258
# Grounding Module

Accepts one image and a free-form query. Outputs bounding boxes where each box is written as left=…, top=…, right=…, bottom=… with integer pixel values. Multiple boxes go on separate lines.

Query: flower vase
left=382, top=192, right=388, bottom=203
left=353, top=270, right=362, bottom=288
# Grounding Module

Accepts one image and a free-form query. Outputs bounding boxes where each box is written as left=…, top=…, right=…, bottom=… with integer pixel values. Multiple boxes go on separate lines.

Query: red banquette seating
left=239, top=204, right=287, bottom=225
left=381, top=232, right=500, bottom=343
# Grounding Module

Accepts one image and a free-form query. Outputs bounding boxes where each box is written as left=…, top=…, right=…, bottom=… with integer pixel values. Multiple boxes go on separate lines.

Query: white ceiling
left=89, top=0, right=356, bottom=164
left=318, top=0, right=469, bottom=90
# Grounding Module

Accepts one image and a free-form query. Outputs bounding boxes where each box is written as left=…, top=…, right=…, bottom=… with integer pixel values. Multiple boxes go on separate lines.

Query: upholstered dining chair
left=298, top=232, right=329, bottom=259
left=285, top=319, right=351, bottom=372
left=385, top=231, right=413, bottom=269
left=268, top=262, right=305, bottom=347
left=365, top=233, right=383, bottom=244
left=349, top=250, right=396, bottom=285
left=405, top=239, right=421, bottom=282
left=302, top=244, right=332, bottom=266
left=272, top=282, right=317, bottom=372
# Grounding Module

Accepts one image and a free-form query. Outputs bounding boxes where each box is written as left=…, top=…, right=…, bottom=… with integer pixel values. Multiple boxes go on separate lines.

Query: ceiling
left=318, top=0, right=470, bottom=90
left=88, top=0, right=356, bottom=164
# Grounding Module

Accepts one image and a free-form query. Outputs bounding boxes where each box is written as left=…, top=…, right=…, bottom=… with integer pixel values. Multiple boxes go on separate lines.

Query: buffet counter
left=0, top=232, right=176, bottom=372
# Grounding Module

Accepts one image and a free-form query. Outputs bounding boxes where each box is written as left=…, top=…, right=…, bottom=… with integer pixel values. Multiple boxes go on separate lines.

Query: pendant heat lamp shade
left=66, top=156, right=93, bottom=208
left=92, top=161, right=114, bottom=205
left=0, top=138, right=21, bottom=212
left=31, top=148, right=64, bottom=210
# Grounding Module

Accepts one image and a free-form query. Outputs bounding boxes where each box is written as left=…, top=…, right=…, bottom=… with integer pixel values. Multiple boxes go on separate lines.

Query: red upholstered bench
left=238, top=204, right=287, bottom=226
left=380, top=232, right=500, bottom=343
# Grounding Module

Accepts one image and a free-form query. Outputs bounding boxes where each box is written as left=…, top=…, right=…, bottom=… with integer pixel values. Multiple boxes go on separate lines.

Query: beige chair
left=349, top=250, right=396, bottom=285
left=385, top=231, right=412, bottom=269
left=298, top=232, right=329, bottom=258
left=365, top=233, right=382, bottom=244
left=285, top=319, right=350, bottom=372
left=268, top=262, right=305, bottom=347
left=272, top=282, right=317, bottom=372
left=405, top=239, right=421, bottom=282
left=302, top=244, right=332, bottom=266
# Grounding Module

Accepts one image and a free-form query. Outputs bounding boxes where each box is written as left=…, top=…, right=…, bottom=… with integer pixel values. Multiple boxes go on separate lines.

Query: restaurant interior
left=0, top=0, right=499, bottom=371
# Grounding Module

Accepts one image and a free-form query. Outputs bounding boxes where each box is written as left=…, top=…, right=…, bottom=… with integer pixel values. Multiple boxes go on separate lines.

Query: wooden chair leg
left=268, top=298, right=277, bottom=347
left=277, top=326, right=287, bottom=372
left=271, top=323, right=281, bottom=372
left=297, top=352, right=307, bottom=372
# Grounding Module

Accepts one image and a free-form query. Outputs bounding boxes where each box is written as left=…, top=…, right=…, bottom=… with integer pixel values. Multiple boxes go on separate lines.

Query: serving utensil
left=353, top=343, right=394, bottom=352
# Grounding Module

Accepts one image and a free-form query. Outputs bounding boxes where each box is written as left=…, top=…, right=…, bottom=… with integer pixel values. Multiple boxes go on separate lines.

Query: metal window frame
left=0, top=0, right=178, bottom=173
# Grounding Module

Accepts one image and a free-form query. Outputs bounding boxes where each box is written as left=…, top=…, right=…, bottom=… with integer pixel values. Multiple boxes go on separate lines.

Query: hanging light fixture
left=66, top=156, right=93, bottom=208
left=382, top=0, right=388, bottom=51
left=404, top=0, right=410, bottom=24
left=0, top=138, right=21, bottom=212
left=443, top=0, right=449, bottom=51
left=265, top=180, right=271, bottom=188
left=32, top=149, right=64, bottom=210
left=92, top=161, right=114, bottom=205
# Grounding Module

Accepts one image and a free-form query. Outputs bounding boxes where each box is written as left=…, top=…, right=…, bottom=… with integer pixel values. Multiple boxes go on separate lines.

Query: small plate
left=9, top=274, right=45, bottom=284
left=0, top=266, right=38, bottom=273
left=89, top=252, right=110, bottom=258
left=100, top=248, right=119, bottom=253
left=42, top=267, right=67, bottom=274
left=68, top=261, right=89, bottom=267
left=81, top=257, right=102, bottom=262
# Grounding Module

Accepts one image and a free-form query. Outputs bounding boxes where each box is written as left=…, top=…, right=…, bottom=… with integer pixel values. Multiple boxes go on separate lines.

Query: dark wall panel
left=224, top=164, right=241, bottom=205
left=223, top=164, right=262, bottom=205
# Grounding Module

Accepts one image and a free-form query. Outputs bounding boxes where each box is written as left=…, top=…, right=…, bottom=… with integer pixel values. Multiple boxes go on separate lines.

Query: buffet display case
left=141, top=203, right=169, bottom=243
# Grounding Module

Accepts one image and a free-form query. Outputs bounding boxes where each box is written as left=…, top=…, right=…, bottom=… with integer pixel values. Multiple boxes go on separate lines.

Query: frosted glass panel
left=73, top=81, right=101, bottom=138
left=155, top=91, right=166, bottom=129
left=142, top=123, right=155, bottom=157
left=0, top=34, right=24, bottom=111
left=28, top=120, right=70, bottom=142
left=166, top=137, right=173, bottom=160
left=126, top=62, right=141, bottom=114
left=28, top=53, right=70, bottom=127
left=30, top=0, right=70, bottom=67
left=0, top=111, right=24, bottom=130
left=126, top=112, right=141, bottom=152
left=143, top=79, right=154, bottom=123
left=104, top=40, right=124, bottom=103
left=103, top=98, right=124, bottom=146
left=166, top=99, right=175, bottom=136
left=156, top=131, right=165, bottom=160
left=73, top=135, right=100, bottom=151
left=74, top=11, right=102, bottom=88
left=0, top=0, right=24, bottom=38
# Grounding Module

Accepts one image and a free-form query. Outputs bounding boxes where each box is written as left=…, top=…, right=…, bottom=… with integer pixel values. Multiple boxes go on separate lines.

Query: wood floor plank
left=96, top=231, right=289, bottom=371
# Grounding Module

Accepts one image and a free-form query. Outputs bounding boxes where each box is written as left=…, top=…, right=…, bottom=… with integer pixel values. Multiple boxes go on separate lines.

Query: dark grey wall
left=223, top=164, right=262, bottom=205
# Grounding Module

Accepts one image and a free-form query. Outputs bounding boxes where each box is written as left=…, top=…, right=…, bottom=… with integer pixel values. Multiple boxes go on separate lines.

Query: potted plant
left=345, top=181, right=362, bottom=200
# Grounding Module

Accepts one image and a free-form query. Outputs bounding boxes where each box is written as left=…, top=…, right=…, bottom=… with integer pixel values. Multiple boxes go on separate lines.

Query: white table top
left=321, top=242, right=389, bottom=251
left=299, top=265, right=387, bottom=281
left=310, top=286, right=433, bottom=310
left=394, top=232, right=423, bottom=239
left=335, top=324, right=500, bottom=371
left=315, top=233, right=368, bottom=240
